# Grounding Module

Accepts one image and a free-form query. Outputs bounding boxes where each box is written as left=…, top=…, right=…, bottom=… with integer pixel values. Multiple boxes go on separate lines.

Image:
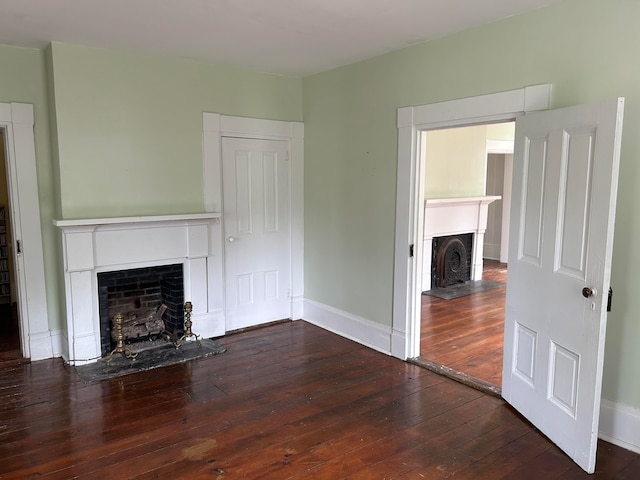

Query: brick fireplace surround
left=54, top=213, right=221, bottom=365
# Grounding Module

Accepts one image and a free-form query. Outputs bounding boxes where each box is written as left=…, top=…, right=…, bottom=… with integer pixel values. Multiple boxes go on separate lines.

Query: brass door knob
left=582, top=287, right=594, bottom=298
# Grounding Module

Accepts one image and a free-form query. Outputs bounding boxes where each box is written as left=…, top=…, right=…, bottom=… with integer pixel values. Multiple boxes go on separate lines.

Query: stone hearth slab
left=423, top=280, right=504, bottom=300
left=74, top=338, right=226, bottom=382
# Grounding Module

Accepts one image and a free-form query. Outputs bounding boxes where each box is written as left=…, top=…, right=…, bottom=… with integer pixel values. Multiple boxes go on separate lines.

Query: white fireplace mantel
left=54, top=213, right=223, bottom=365
left=422, top=196, right=500, bottom=291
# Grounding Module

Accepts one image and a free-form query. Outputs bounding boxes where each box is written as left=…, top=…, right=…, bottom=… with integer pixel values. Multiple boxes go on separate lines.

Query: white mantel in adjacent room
left=54, top=213, right=223, bottom=365
left=422, top=196, right=500, bottom=291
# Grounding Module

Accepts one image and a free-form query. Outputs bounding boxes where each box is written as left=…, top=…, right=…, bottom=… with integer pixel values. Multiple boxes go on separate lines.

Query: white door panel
left=222, top=137, right=291, bottom=330
left=502, top=98, right=624, bottom=473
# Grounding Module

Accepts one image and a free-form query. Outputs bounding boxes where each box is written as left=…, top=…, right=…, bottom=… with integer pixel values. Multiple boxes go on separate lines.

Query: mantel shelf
left=53, top=212, right=221, bottom=229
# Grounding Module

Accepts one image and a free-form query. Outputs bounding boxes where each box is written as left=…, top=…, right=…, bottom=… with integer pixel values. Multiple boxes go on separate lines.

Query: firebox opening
left=431, top=234, right=473, bottom=288
left=98, top=264, right=184, bottom=356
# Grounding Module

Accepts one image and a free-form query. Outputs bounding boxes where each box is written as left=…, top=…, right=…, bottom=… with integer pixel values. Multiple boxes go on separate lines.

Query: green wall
left=49, top=43, right=302, bottom=219
left=302, top=0, right=640, bottom=409
left=0, top=45, right=62, bottom=331
left=1, top=43, right=302, bottom=332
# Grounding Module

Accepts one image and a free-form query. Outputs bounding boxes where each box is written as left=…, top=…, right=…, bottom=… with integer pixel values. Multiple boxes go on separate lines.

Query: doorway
left=417, top=122, right=514, bottom=390
left=0, top=130, right=20, bottom=360
left=201, top=113, right=305, bottom=333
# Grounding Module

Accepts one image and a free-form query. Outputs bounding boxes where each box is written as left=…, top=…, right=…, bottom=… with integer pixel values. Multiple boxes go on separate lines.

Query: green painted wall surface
left=0, top=45, right=62, bottom=330
left=302, top=0, right=640, bottom=408
left=49, top=43, right=302, bottom=219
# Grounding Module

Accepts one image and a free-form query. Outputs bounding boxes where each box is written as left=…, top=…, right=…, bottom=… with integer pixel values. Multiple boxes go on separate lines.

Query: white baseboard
left=302, top=299, right=392, bottom=355
left=50, top=329, right=65, bottom=358
left=483, top=244, right=501, bottom=261
left=421, top=273, right=431, bottom=292
left=193, top=310, right=224, bottom=339
left=599, top=399, right=640, bottom=454
left=28, top=329, right=55, bottom=361
left=291, top=295, right=304, bottom=320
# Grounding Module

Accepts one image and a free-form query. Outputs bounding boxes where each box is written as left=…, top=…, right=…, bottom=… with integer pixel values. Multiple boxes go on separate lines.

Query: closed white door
left=222, top=137, right=291, bottom=331
left=502, top=98, right=624, bottom=473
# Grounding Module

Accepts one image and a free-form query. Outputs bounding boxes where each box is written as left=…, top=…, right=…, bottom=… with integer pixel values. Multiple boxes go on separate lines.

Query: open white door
left=222, top=137, right=291, bottom=331
left=502, top=98, right=624, bottom=473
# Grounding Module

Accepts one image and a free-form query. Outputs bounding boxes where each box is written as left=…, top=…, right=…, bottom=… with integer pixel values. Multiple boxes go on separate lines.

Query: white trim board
left=303, top=299, right=392, bottom=355
left=202, top=113, right=304, bottom=325
left=0, top=102, right=51, bottom=360
left=599, top=400, right=640, bottom=454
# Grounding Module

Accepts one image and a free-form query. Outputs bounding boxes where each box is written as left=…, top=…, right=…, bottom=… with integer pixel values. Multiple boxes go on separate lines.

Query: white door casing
left=202, top=113, right=304, bottom=331
left=393, top=85, right=552, bottom=360
left=222, top=137, right=291, bottom=330
left=0, top=103, right=50, bottom=360
left=500, top=154, right=514, bottom=263
left=502, top=98, right=624, bottom=473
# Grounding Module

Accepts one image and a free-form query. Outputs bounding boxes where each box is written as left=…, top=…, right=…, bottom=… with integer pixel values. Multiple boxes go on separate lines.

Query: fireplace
left=54, top=213, right=224, bottom=365
left=98, top=264, right=184, bottom=356
left=421, top=196, right=500, bottom=291
left=431, top=234, right=473, bottom=288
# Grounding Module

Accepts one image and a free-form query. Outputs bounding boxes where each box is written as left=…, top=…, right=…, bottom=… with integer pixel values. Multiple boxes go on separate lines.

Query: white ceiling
left=0, top=0, right=559, bottom=77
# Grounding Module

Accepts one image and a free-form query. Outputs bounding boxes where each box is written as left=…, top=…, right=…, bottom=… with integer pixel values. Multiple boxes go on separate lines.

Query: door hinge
left=607, top=287, right=613, bottom=312
left=285, top=151, right=290, bottom=162
left=16, top=240, right=21, bottom=255
left=409, top=244, right=414, bottom=258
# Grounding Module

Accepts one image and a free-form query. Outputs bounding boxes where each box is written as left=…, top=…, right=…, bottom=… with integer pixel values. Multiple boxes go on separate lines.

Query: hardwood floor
left=1, top=320, right=638, bottom=478
left=420, top=260, right=507, bottom=388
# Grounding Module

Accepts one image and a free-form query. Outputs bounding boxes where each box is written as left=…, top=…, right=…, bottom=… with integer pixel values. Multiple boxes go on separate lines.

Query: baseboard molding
left=599, top=399, right=640, bottom=454
left=28, top=329, right=54, bottom=361
left=421, top=273, right=431, bottom=292
left=50, top=329, right=65, bottom=358
left=291, top=295, right=304, bottom=320
left=192, top=310, right=224, bottom=339
left=302, top=299, right=392, bottom=355
left=483, top=244, right=501, bottom=261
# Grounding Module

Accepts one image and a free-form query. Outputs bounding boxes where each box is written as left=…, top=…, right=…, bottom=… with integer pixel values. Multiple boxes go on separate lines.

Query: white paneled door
left=502, top=98, right=624, bottom=473
left=222, top=137, right=291, bottom=331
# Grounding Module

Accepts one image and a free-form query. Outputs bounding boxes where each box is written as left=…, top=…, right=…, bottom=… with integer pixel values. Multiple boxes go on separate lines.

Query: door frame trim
left=202, top=114, right=304, bottom=325
left=0, top=102, right=51, bottom=360
left=391, top=85, right=551, bottom=360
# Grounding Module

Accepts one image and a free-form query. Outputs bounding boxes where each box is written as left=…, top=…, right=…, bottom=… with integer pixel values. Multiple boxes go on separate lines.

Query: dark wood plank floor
left=421, top=260, right=507, bottom=387
left=1, top=320, right=638, bottom=478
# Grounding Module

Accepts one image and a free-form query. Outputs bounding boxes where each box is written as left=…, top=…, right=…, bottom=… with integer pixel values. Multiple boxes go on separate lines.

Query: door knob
left=227, top=236, right=236, bottom=243
left=582, top=287, right=595, bottom=298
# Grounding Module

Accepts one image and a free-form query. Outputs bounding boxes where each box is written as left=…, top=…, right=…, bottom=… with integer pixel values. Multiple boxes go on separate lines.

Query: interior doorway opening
left=417, top=121, right=514, bottom=392
left=0, top=129, right=20, bottom=359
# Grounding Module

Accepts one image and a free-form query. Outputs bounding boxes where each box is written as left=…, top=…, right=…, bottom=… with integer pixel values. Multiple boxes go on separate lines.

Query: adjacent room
left=419, top=122, right=514, bottom=391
